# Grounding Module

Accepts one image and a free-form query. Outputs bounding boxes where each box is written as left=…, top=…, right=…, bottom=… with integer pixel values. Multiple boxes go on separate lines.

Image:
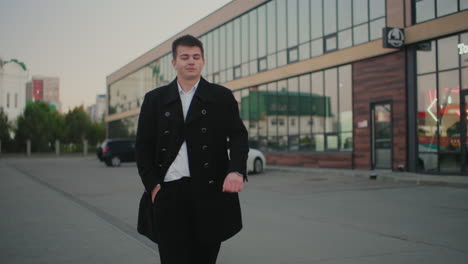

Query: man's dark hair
left=172, top=34, right=204, bottom=60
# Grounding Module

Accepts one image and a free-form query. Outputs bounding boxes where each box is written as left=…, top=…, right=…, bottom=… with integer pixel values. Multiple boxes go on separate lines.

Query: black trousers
left=155, top=177, right=221, bottom=264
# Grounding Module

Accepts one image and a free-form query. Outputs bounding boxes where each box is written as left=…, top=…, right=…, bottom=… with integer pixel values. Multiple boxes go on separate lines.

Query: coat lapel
left=160, top=79, right=184, bottom=125
left=185, top=77, right=212, bottom=125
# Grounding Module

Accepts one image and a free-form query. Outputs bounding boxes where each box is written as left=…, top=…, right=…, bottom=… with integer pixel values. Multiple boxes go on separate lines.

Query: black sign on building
left=383, top=27, right=405, bottom=49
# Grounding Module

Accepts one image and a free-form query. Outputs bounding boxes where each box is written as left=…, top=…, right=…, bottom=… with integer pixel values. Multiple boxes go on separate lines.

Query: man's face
left=172, top=45, right=205, bottom=81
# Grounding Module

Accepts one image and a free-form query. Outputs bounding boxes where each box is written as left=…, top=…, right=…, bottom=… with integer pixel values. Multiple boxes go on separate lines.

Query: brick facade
left=352, top=51, right=407, bottom=170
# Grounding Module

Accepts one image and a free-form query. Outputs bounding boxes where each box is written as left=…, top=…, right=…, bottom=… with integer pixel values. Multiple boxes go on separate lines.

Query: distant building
left=87, top=94, right=107, bottom=122
left=0, top=58, right=29, bottom=122
left=26, top=76, right=61, bottom=112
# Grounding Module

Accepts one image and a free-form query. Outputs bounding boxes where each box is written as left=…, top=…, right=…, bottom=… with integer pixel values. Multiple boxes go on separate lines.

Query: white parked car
left=247, top=148, right=266, bottom=174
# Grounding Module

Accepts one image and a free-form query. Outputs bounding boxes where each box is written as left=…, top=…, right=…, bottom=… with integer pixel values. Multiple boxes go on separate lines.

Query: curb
left=267, top=166, right=468, bottom=189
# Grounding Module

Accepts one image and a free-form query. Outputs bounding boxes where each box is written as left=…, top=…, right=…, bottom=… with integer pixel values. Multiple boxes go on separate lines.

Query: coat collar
left=160, top=77, right=214, bottom=107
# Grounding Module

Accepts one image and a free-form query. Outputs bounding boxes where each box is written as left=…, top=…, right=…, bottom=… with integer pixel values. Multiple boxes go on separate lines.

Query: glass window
left=370, top=18, right=385, bottom=41
left=338, top=0, right=352, bottom=30
left=299, top=42, right=311, bottom=60
left=241, top=15, right=249, bottom=64
left=462, top=0, right=468, bottom=10
left=311, top=39, right=324, bottom=57
left=258, top=6, right=267, bottom=58
left=324, top=0, right=337, bottom=35
left=438, top=69, right=460, bottom=143
left=213, top=30, right=219, bottom=73
left=268, top=54, right=277, bottom=70
left=6, top=93, right=10, bottom=107
left=299, top=73, right=311, bottom=130
left=277, top=0, right=287, bottom=51
left=338, top=29, right=352, bottom=49
left=258, top=84, right=268, bottom=150
left=353, top=23, right=369, bottom=45
left=325, top=34, right=337, bottom=53
left=278, top=50, right=287, bottom=66
left=242, top=63, right=249, bottom=77
left=258, top=57, right=268, bottom=72
left=298, top=0, right=310, bottom=44
left=249, top=11, right=258, bottom=61
left=288, top=47, right=299, bottom=63
left=226, top=23, right=233, bottom=69
left=250, top=60, right=258, bottom=75
left=325, top=68, right=338, bottom=133
left=462, top=67, right=468, bottom=89
left=436, top=0, right=457, bottom=17
left=311, top=0, right=323, bottom=39
left=438, top=36, right=459, bottom=71
left=339, top=65, right=352, bottom=133
left=220, top=25, right=226, bottom=71
left=417, top=74, right=438, bottom=152
left=206, top=33, right=212, bottom=75
left=288, top=77, right=300, bottom=151
left=267, top=82, right=279, bottom=151
left=438, top=70, right=461, bottom=172
left=234, top=65, right=242, bottom=79
left=226, top=68, right=233, bottom=82
left=417, top=41, right=436, bottom=74
left=416, top=0, right=435, bottom=23
left=15, top=93, right=18, bottom=107
left=233, top=18, right=241, bottom=66
left=353, top=0, right=368, bottom=25
left=370, top=0, right=386, bottom=19
left=462, top=33, right=468, bottom=67
left=311, top=71, right=324, bottom=134
left=267, top=1, right=277, bottom=54
left=277, top=80, right=288, bottom=151
left=287, top=0, right=298, bottom=47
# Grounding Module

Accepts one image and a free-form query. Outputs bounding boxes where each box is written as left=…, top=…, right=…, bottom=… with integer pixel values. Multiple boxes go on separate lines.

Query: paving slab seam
left=296, top=215, right=467, bottom=255
left=4, top=161, right=158, bottom=256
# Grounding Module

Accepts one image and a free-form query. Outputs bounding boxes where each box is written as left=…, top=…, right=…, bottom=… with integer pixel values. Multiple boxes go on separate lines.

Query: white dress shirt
left=164, top=80, right=200, bottom=182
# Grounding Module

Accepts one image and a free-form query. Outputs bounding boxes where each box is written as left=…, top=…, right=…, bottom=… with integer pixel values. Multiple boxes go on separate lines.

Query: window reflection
left=436, top=0, right=457, bottom=17
left=416, top=33, right=466, bottom=173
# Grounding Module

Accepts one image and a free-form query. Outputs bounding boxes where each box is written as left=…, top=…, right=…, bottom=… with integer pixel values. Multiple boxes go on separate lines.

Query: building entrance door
left=461, top=90, right=468, bottom=175
left=371, top=102, right=392, bottom=169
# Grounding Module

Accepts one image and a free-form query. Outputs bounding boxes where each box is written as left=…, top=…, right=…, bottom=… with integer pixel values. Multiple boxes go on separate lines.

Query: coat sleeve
left=136, top=92, right=161, bottom=192
left=225, top=91, right=249, bottom=181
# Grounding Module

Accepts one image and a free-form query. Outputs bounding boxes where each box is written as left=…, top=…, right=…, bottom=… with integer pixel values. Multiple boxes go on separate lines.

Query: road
left=1, top=157, right=467, bottom=263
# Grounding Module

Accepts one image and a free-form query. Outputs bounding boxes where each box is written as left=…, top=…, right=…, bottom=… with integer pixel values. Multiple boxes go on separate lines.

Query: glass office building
left=106, top=0, right=468, bottom=175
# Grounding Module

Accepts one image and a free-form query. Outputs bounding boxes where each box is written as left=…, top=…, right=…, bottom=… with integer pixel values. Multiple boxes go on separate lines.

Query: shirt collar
left=177, top=80, right=200, bottom=96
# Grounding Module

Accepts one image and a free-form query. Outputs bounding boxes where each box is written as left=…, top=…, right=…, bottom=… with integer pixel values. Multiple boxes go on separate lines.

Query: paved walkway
left=0, top=160, right=157, bottom=264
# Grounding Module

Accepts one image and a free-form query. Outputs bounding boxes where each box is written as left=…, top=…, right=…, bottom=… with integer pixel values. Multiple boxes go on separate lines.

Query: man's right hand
left=151, top=185, right=161, bottom=204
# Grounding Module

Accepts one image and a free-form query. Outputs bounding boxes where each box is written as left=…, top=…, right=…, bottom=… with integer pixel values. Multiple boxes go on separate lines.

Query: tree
left=0, top=108, right=12, bottom=149
left=15, top=101, right=60, bottom=152
left=87, top=119, right=106, bottom=147
left=64, top=106, right=92, bottom=145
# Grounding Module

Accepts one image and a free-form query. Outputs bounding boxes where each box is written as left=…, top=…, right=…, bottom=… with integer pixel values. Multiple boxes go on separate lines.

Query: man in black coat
left=136, top=34, right=249, bottom=264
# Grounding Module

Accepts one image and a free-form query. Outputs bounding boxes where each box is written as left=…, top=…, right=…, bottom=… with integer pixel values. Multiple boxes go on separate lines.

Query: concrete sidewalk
left=0, top=161, right=157, bottom=264
left=268, top=166, right=468, bottom=188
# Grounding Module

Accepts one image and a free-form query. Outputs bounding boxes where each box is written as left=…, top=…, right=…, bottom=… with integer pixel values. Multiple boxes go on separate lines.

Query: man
left=136, top=34, right=249, bottom=264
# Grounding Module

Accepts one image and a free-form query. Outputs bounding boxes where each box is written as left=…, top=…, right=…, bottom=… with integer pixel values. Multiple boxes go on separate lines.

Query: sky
left=0, top=0, right=232, bottom=112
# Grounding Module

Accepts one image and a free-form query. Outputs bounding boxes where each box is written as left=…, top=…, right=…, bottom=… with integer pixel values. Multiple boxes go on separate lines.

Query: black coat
left=136, top=77, right=249, bottom=243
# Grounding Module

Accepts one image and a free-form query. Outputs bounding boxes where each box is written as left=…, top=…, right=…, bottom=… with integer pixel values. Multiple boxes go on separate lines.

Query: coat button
left=202, top=145, right=208, bottom=151
left=158, top=164, right=163, bottom=168
left=201, top=109, right=207, bottom=115
left=201, top=128, right=207, bottom=133
left=164, top=130, right=170, bottom=135
left=165, top=112, right=170, bottom=117
left=161, top=148, right=167, bottom=152
left=203, top=162, right=209, bottom=168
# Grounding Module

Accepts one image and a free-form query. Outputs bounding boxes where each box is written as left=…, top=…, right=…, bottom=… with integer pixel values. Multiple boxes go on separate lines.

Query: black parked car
left=97, top=138, right=136, bottom=167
